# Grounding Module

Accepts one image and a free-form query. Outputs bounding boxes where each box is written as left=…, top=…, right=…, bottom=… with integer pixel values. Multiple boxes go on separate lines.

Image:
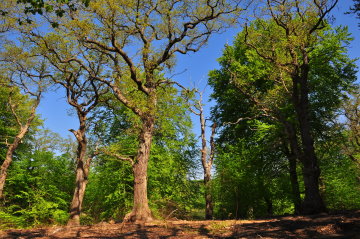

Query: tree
left=242, top=0, right=342, bottom=214
left=0, top=48, right=47, bottom=199
left=55, top=74, right=105, bottom=226
left=36, top=49, right=108, bottom=225
left=189, top=90, right=216, bottom=219
left=209, top=14, right=357, bottom=214
left=82, top=84, right=198, bottom=222
left=18, top=0, right=247, bottom=222
left=1, top=133, right=75, bottom=228
left=209, top=28, right=305, bottom=214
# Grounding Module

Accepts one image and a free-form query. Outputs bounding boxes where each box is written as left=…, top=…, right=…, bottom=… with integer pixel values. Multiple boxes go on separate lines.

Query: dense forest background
left=0, top=0, right=359, bottom=229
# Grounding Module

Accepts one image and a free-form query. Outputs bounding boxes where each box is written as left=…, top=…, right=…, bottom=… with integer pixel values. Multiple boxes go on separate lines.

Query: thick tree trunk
left=0, top=127, right=28, bottom=199
left=292, top=64, right=326, bottom=214
left=67, top=159, right=89, bottom=226
left=68, top=115, right=90, bottom=226
left=125, top=116, right=154, bottom=223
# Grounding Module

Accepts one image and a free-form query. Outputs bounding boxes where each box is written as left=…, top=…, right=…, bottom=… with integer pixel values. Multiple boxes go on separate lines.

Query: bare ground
left=1, top=210, right=359, bottom=239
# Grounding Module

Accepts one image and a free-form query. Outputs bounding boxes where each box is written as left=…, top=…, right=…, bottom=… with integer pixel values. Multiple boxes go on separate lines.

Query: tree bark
left=67, top=114, right=91, bottom=226
left=0, top=93, right=39, bottom=200
left=283, top=122, right=302, bottom=214
left=204, top=169, right=214, bottom=220
left=125, top=116, right=154, bottom=223
left=292, top=63, right=326, bottom=214
left=198, top=101, right=216, bottom=220
left=0, top=131, right=26, bottom=199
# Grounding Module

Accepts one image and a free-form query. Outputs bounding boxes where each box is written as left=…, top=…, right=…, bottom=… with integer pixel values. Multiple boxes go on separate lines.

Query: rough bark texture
left=0, top=133, right=25, bottom=199
left=292, top=64, right=326, bottom=214
left=125, top=116, right=154, bottom=223
left=67, top=113, right=90, bottom=226
left=204, top=170, right=213, bottom=220
left=198, top=103, right=216, bottom=220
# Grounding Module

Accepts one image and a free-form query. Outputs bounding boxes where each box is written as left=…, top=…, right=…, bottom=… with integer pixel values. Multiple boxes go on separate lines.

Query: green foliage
left=1, top=149, right=74, bottom=228
left=316, top=135, right=360, bottom=210
left=208, top=18, right=359, bottom=218
left=83, top=158, right=134, bottom=222
left=321, top=155, right=360, bottom=210
left=82, top=85, right=200, bottom=222
left=148, top=137, right=199, bottom=219
left=0, top=83, right=39, bottom=149
left=1, top=0, right=359, bottom=228
left=212, top=126, right=294, bottom=219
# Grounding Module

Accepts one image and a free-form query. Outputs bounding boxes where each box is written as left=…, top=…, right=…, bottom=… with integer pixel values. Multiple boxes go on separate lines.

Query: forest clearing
left=1, top=210, right=360, bottom=238
left=1, top=0, right=359, bottom=236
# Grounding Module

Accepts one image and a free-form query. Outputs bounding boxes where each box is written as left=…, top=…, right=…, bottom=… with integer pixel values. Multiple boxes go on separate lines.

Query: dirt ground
left=1, top=210, right=359, bottom=239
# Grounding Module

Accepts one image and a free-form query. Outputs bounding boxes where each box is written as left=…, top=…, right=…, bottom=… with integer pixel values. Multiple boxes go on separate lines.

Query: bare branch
left=100, top=148, right=135, bottom=166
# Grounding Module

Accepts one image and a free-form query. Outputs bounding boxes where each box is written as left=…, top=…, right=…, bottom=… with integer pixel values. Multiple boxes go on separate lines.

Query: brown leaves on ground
left=1, top=210, right=359, bottom=239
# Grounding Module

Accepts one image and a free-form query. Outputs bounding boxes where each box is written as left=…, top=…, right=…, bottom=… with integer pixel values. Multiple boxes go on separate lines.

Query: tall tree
left=54, top=74, right=105, bottom=226
left=243, top=0, right=341, bottom=214
left=83, top=84, right=197, bottom=222
left=33, top=45, right=108, bottom=225
left=0, top=66, right=44, bottom=200
left=18, top=0, right=248, bottom=222
left=209, top=16, right=357, bottom=214
left=189, top=90, right=216, bottom=219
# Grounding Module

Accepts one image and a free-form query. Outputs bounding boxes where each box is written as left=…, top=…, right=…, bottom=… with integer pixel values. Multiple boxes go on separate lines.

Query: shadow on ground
left=1, top=210, right=359, bottom=238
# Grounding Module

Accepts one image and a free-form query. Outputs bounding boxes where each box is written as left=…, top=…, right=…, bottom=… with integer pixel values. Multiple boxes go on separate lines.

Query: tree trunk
left=125, top=116, right=154, bottom=223
left=68, top=115, right=90, bottom=226
left=283, top=123, right=302, bottom=214
left=0, top=138, right=20, bottom=199
left=199, top=105, right=215, bottom=220
left=0, top=94, right=39, bottom=200
left=204, top=169, right=213, bottom=220
left=0, top=127, right=28, bottom=199
left=292, top=64, right=326, bottom=214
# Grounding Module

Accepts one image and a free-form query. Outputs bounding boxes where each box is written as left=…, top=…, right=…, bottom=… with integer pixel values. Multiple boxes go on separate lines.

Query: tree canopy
left=0, top=0, right=359, bottom=229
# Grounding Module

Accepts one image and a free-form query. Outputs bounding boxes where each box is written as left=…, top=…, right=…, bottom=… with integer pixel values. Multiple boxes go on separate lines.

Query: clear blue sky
left=37, top=0, right=359, bottom=139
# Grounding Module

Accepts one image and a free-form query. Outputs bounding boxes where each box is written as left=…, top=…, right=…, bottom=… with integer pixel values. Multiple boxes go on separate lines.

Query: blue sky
left=36, top=0, right=359, bottom=140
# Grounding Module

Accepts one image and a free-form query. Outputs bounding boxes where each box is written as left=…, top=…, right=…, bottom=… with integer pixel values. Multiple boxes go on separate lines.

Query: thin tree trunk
left=283, top=122, right=302, bottom=214
left=204, top=169, right=213, bottom=220
left=125, top=116, right=154, bottom=223
left=199, top=101, right=216, bottom=220
left=68, top=114, right=90, bottom=226
left=292, top=63, right=326, bottom=214
left=283, top=140, right=302, bottom=214
left=0, top=94, right=39, bottom=199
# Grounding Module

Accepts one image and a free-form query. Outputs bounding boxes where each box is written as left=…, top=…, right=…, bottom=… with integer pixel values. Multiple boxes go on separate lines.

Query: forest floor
left=1, top=210, right=359, bottom=239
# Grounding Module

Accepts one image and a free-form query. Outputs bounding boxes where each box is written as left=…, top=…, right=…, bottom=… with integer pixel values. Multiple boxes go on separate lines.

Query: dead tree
left=190, top=90, right=217, bottom=219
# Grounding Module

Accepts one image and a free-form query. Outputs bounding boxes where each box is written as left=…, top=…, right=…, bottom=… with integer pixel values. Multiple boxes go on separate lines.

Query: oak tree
left=21, top=0, right=248, bottom=222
